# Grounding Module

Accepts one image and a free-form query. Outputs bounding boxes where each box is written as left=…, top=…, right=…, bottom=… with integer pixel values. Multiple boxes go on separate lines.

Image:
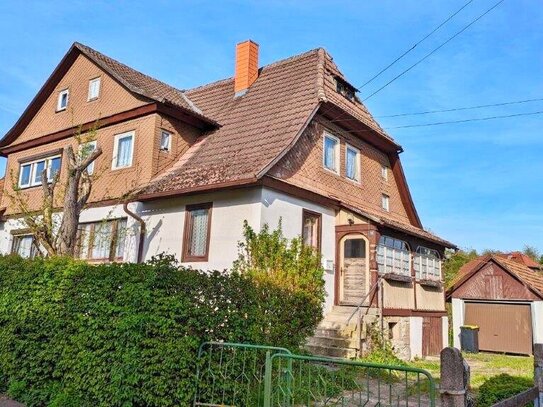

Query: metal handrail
left=345, top=277, right=382, bottom=325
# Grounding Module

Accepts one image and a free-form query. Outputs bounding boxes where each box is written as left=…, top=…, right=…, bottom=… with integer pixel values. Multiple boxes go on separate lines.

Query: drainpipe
left=123, top=200, right=146, bottom=264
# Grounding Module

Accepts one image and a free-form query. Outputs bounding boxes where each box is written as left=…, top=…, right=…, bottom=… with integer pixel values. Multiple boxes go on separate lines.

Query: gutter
left=122, top=200, right=146, bottom=264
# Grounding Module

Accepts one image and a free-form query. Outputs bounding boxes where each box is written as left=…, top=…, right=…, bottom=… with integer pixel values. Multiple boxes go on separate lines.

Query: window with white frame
left=11, top=234, right=39, bottom=259
left=88, top=77, right=101, bottom=101
left=160, top=131, right=171, bottom=151
left=79, top=141, right=97, bottom=175
left=381, top=165, right=389, bottom=181
left=381, top=194, right=390, bottom=211
left=323, top=133, right=339, bottom=173
left=414, top=247, right=441, bottom=280
left=76, top=218, right=127, bottom=261
left=345, top=144, right=360, bottom=182
left=112, top=131, right=134, bottom=169
left=18, top=155, right=62, bottom=188
left=57, top=89, right=69, bottom=111
left=377, top=236, right=410, bottom=276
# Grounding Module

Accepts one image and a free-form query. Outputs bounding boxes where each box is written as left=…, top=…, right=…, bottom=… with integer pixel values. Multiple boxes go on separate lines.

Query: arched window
left=414, top=247, right=441, bottom=280
left=377, top=236, right=410, bottom=276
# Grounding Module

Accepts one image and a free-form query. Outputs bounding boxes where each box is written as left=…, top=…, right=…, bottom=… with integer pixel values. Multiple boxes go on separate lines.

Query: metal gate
left=194, top=342, right=436, bottom=407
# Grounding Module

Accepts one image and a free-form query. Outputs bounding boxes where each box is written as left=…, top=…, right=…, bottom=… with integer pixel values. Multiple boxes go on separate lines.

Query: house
left=0, top=40, right=455, bottom=359
left=447, top=254, right=543, bottom=355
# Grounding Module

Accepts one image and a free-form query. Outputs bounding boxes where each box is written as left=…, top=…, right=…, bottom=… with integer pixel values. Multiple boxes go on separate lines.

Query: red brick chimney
left=234, top=40, right=259, bottom=96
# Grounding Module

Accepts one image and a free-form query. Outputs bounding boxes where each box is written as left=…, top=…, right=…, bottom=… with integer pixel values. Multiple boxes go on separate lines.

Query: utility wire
left=359, top=0, right=475, bottom=89
left=362, top=0, right=507, bottom=102
left=385, top=110, right=543, bottom=129
left=376, top=98, right=543, bottom=118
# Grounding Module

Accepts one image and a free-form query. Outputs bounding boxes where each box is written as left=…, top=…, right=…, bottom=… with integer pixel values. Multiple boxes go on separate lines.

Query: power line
left=359, top=0, right=475, bottom=89
left=385, top=110, right=543, bottom=129
left=376, top=97, right=543, bottom=118
left=362, top=0, right=507, bottom=102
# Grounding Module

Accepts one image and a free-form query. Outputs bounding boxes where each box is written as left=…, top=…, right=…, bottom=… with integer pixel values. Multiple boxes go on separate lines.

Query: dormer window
left=88, top=77, right=101, bottom=101
left=160, top=131, right=171, bottom=151
left=335, top=77, right=356, bottom=101
left=57, top=89, right=69, bottom=111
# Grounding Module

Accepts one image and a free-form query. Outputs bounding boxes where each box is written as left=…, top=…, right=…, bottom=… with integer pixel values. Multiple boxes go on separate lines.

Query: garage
left=464, top=302, right=532, bottom=355
left=447, top=253, right=543, bottom=356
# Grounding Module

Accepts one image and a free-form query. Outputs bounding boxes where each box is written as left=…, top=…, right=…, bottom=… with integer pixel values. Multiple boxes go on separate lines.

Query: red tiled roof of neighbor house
left=498, top=251, right=543, bottom=270
left=447, top=254, right=543, bottom=298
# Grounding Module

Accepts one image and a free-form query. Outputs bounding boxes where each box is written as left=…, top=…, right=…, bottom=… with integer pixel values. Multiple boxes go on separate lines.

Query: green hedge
left=0, top=254, right=323, bottom=406
left=477, top=374, right=534, bottom=407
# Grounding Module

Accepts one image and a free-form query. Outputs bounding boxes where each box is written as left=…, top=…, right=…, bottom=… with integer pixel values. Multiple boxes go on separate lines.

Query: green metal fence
left=193, top=341, right=292, bottom=407
left=194, top=342, right=436, bottom=407
left=264, top=353, right=436, bottom=407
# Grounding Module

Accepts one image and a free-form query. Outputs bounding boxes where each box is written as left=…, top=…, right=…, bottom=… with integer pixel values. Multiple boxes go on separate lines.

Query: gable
left=268, top=116, right=412, bottom=225
left=451, top=262, right=541, bottom=301
left=9, top=54, right=149, bottom=147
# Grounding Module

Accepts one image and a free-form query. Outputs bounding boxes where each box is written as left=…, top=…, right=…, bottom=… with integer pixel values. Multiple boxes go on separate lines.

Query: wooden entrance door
left=340, top=236, right=368, bottom=305
left=422, top=317, right=443, bottom=356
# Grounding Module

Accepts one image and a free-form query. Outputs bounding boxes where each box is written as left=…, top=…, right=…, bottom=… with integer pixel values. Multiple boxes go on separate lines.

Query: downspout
left=123, top=200, right=146, bottom=264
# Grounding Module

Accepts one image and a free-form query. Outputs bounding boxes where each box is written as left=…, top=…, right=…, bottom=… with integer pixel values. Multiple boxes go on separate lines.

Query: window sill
left=111, top=164, right=134, bottom=172
left=382, top=273, right=412, bottom=284
left=181, top=256, right=209, bottom=263
left=417, top=279, right=443, bottom=289
left=55, top=108, right=67, bottom=113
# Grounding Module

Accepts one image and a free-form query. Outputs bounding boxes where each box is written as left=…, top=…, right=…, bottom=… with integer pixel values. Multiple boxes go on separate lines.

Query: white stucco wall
left=409, top=316, right=423, bottom=359
left=260, top=187, right=337, bottom=313
left=442, top=316, right=449, bottom=348
left=451, top=298, right=464, bottom=349
left=531, top=301, right=543, bottom=345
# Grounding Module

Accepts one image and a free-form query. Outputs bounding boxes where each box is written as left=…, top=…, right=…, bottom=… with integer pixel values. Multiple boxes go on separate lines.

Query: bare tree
left=7, top=124, right=102, bottom=256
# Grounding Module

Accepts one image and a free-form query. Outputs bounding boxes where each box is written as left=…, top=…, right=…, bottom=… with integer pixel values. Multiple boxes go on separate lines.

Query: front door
left=339, top=235, right=368, bottom=305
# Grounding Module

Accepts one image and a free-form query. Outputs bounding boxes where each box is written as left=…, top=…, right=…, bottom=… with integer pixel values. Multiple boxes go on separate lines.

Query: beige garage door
left=464, top=302, right=533, bottom=355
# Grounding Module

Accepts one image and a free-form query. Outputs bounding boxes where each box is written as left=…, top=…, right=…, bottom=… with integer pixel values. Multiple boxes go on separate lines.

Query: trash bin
left=460, top=325, right=479, bottom=353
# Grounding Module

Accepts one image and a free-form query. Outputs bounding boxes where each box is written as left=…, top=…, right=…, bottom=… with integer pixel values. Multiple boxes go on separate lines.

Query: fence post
left=535, top=344, right=543, bottom=407
left=440, top=347, right=469, bottom=407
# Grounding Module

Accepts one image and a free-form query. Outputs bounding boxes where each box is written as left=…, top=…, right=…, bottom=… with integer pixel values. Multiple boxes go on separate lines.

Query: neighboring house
left=0, top=40, right=455, bottom=359
left=447, top=254, right=543, bottom=356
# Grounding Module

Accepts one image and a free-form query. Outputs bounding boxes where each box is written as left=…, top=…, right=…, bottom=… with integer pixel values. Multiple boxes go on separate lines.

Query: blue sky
left=0, top=0, right=541, bottom=252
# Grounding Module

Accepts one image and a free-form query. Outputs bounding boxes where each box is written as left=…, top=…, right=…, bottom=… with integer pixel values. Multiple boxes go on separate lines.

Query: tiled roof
left=499, top=251, right=543, bottom=270
left=447, top=254, right=543, bottom=298
left=74, top=43, right=216, bottom=126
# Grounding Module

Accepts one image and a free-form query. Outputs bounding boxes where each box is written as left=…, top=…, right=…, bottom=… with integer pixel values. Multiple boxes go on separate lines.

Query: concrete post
left=535, top=344, right=543, bottom=407
left=440, top=347, right=470, bottom=407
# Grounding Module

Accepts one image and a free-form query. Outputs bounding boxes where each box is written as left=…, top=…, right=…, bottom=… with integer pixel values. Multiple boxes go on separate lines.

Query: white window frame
left=381, top=194, right=390, bottom=212
left=160, top=130, right=172, bottom=152
left=79, top=140, right=98, bottom=175
left=377, top=236, right=411, bottom=276
left=381, top=165, right=389, bottom=181
left=18, top=155, right=62, bottom=188
left=57, top=89, right=69, bottom=111
left=414, top=246, right=442, bottom=281
left=345, top=144, right=360, bottom=182
left=87, top=77, right=101, bottom=101
left=112, top=131, right=135, bottom=170
left=323, top=132, right=340, bottom=174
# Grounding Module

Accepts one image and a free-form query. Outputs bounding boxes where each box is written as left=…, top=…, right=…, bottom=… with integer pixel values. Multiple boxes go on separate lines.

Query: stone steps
left=305, top=344, right=357, bottom=359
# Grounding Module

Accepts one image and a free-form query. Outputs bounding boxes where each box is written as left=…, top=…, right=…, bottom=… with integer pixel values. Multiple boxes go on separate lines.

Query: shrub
left=477, top=374, right=534, bottom=407
left=0, top=252, right=323, bottom=406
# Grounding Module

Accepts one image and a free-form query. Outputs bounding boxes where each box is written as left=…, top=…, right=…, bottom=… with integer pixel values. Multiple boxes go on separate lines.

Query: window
left=88, top=77, right=101, bottom=101
left=18, top=155, right=62, bottom=188
left=79, top=141, right=97, bottom=175
left=57, top=89, right=69, bottom=111
left=11, top=234, right=39, bottom=258
left=345, top=144, right=360, bottom=182
left=377, top=236, right=410, bottom=276
left=160, top=131, right=171, bottom=151
left=344, top=238, right=366, bottom=258
left=381, top=165, right=389, bottom=181
left=414, top=247, right=441, bottom=280
left=182, top=203, right=212, bottom=262
left=323, top=133, right=339, bottom=173
left=302, top=209, right=321, bottom=251
left=381, top=194, right=390, bottom=212
left=76, top=218, right=127, bottom=261
left=112, top=131, right=134, bottom=169
left=336, top=78, right=356, bottom=101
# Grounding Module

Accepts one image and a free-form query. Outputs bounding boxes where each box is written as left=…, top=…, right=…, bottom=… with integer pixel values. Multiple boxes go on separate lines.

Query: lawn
left=411, top=352, right=533, bottom=392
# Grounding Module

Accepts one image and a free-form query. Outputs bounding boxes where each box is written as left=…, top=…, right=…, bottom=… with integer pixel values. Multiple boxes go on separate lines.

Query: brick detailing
left=269, top=116, right=411, bottom=224
left=234, top=40, right=259, bottom=94
left=14, top=54, right=148, bottom=146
